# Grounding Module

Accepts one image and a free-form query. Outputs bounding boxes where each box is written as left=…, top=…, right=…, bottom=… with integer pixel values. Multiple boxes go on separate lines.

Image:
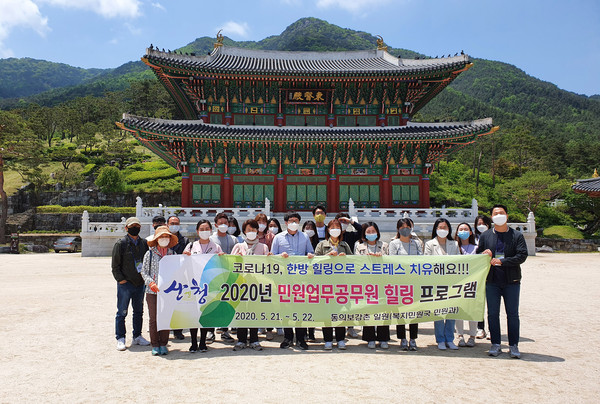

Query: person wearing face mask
left=146, top=216, right=166, bottom=241
left=477, top=205, right=528, bottom=359
left=312, top=205, right=328, bottom=241
left=183, top=219, right=224, bottom=352
left=355, top=222, right=390, bottom=349
left=473, top=215, right=493, bottom=338
left=389, top=218, right=422, bottom=351
left=166, top=215, right=188, bottom=340
left=454, top=222, right=478, bottom=348
left=231, top=219, right=270, bottom=351
left=405, top=218, right=424, bottom=253
left=271, top=212, right=315, bottom=350
left=141, top=225, right=178, bottom=355
left=315, top=219, right=353, bottom=350
left=228, top=216, right=244, bottom=243
left=302, top=220, right=320, bottom=250
left=266, top=218, right=284, bottom=337
left=255, top=213, right=274, bottom=251
left=425, top=218, right=460, bottom=351
left=112, top=217, right=150, bottom=351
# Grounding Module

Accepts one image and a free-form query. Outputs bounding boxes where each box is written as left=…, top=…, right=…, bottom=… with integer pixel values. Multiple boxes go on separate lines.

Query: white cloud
left=0, top=0, right=50, bottom=57
left=316, top=0, right=394, bottom=13
left=38, top=0, right=142, bottom=19
left=218, top=21, right=250, bottom=38
left=125, top=22, right=142, bottom=36
left=151, top=2, right=165, bottom=11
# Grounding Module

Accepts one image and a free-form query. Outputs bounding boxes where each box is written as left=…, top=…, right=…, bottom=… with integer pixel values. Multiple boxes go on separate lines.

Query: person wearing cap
left=112, top=217, right=150, bottom=351
left=141, top=226, right=178, bottom=356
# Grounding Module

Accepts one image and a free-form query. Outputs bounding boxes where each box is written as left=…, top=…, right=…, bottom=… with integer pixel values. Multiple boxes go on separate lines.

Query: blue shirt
left=271, top=231, right=315, bottom=256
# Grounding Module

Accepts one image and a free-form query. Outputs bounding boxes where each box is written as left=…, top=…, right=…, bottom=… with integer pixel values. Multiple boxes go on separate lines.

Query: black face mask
left=127, top=227, right=141, bottom=236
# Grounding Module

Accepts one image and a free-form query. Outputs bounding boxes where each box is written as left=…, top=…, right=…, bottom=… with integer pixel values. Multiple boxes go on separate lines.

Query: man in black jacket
left=112, top=217, right=150, bottom=351
left=476, top=204, right=528, bottom=359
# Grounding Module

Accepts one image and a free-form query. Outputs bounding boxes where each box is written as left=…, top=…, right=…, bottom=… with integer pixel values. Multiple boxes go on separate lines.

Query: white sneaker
left=367, top=341, right=376, bottom=349
left=116, top=338, right=126, bottom=351
left=379, top=341, right=389, bottom=349
left=447, top=341, right=459, bottom=350
left=337, top=340, right=346, bottom=350
left=476, top=329, right=486, bottom=339
left=324, top=341, right=333, bottom=350
left=458, top=336, right=466, bottom=347
left=132, top=335, right=150, bottom=346
left=437, top=342, right=447, bottom=350
left=250, top=341, right=263, bottom=351
left=347, top=327, right=359, bottom=338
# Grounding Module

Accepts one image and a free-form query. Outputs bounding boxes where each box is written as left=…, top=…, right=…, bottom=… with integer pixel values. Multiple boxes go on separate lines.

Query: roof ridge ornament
left=376, top=35, right=388, bottom=51
left=214, top=30, right=224, bottom=49
left=593, top=168, right=599, bottom=178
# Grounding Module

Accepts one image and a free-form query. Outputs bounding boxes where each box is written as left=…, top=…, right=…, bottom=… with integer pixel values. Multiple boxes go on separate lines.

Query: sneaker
left=476, top=329, right=486, bottom=339
left=509, top=345, right=521, bottom=359
left=280, top=339, right=292, bottom=349
left=347, top=327, right=359, bottom=338
left=380, top=341, right=389, bottom=349
left=297, top=340, right=309, bottom=350
left=277, top=328, right=284, bottom=336
left=173, top=330, right=185, bottom=340
left=488, top=344, right=502, bottom=357
left=466, top=337, right=476, bottom=347
left=399, top=339, right=408, bottom=351
left=367, top=341, right=376, bottom=349
left=250, top=342, right=263, bottom=351
left=159, top=346, right=168, bottom=355
left=151, top=347, right=160, bottom=356
left=189, top=344, right=198, bottom=353
left=458, top=336, right=466, bottom=347
left=408, top=339, right=418, bottom=351
left=132, top=335, right=150, bottom=346
left=437, top=342, right=447, bottom=350
left=337, top=340, right=346, bottom=350
left=221, top=332, right=235, bottom=343
left=447, top=341, right=459, bottom=350
left=324, top=341, right=333, bottom=350
left=116, top=338, right=126, bottom=351
left=233, top=341, right=245, bottom=351
left=199, top=344, right=208, bottom=353
left=265, top=331, right=274, bottom=341
left=206, top=331, right=215, bottom=344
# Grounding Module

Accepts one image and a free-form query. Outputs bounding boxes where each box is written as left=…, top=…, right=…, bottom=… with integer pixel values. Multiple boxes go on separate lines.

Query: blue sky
left=1, top=0, right=599, bottom=96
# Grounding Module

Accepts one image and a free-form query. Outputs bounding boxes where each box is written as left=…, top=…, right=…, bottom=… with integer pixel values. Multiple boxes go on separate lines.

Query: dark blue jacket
left=476, top=227, right=528, bottom=283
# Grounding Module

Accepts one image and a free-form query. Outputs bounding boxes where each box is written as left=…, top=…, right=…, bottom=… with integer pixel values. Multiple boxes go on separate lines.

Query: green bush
left=125, top=167, right=179, bottom=184
left=80, top=163, right=97, bottom=176
left=543, top=225, right=584, bottom=240
left=96, top=166, right=125, bottom=193
left=37, top=205, right=136, bottom=214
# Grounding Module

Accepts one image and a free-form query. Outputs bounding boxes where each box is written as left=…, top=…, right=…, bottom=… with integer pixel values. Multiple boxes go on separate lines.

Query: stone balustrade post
left=136, top=196, right=143, bottom=218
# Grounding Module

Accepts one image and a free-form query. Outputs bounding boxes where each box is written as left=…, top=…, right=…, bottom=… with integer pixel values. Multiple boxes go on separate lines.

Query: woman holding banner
left=231, top=219, right=270, bottom=351
left=356, top=222, right=391, bottom=349
left=183, top=219, right=224, bottom=353
left=315, top=219, right=353, bottom=350
left=425, top=218, right=461, bottom=350
left=455, top=222, right=478, bottom=348
left=389, top=218, right=422, bottom=351
left=141, top=226, right=178, bottom=356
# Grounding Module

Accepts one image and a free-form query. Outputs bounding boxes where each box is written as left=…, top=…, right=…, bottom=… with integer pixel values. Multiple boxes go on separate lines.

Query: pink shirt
left=231, top=242, right=269, bottom=256
left=184, top=240, right=223, bottom=255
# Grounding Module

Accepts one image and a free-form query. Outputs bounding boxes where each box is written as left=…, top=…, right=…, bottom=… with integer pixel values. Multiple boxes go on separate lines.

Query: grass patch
left=543, top=225, right=584, bottom=240
left=37, top=205, right=136, bottom=214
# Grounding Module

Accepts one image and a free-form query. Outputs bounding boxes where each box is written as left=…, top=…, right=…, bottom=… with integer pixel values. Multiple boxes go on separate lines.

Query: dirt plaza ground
left=1, top=252, right=598, bottom=403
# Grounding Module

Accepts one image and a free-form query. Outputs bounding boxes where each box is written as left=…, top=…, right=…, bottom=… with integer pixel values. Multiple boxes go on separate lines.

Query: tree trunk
left=0, top=155, right=7, bottom=244
left=475, top=148, right=483, bottom=194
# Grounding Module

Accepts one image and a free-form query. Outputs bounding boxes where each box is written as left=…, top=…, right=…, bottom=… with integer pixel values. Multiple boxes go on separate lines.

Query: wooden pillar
left=223, top=174, right=233, bottom=207
left=181, top=171, right=191, bottom=207
left=327, top=175, right=338, bottom=213
left=275, top=175, right=286, bottom=212
left=420, top=175, right=430, bottom=208
left=381, top=175, right=391, bottom=208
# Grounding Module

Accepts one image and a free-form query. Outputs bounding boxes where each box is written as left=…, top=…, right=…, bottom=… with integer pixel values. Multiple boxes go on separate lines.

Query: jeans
left=486, top=282, right=520, bottom=346
left=434, top=319, right=455, bottom=343
left=115, top=282, right=145, bottom=340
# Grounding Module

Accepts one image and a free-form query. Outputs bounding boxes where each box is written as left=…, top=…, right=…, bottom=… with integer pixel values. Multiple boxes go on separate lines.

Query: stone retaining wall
left=536, top=237, right=600, bottom=252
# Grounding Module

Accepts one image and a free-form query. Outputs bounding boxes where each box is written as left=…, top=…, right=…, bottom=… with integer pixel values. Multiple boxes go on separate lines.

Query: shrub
left=95, top=166, right=125, bottom=193
left=36, top=205, right=136, bottom=214
left=543, top=225, right=584, bottom=240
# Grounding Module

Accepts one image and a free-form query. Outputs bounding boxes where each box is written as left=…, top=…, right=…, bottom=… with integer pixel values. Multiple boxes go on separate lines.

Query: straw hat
left=147, top=225, right=178, bottom=248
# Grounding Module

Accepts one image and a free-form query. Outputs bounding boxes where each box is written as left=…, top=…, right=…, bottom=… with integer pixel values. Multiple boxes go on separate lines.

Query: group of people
left=111, top=204, right=528, bottom=358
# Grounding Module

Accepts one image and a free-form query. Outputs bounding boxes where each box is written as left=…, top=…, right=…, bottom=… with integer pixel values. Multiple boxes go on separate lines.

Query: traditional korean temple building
left=118, top=38, right=497, bottom=212
left=572, top=169, right=600, bottom=198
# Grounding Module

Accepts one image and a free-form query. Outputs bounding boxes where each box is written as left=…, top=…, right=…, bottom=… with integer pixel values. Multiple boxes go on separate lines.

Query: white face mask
left=157, top=238, right=171, bottom=247
left=168, top=225, right=180, bottom=233
left=258, top=223, right=267, bottom=232
left=329, top=228, right=342, bottom=238
left=436, top=229, right=449, bottom=239
left=198, top=230, right=211, bottom=240
left=492, top=214, right=507, bottom=226
left=217, top=224, right=229, bottom=233
left=304, top=229, right=315, bottom=238
left=287, top=222, right=299, bottom=232
left=245, top=232, right=257, bottom=241
left=269, top=227, right=279, bottom=235
left=227, top=226, right=237, bottom=235
left=477, top=224, right=489, bottom=233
